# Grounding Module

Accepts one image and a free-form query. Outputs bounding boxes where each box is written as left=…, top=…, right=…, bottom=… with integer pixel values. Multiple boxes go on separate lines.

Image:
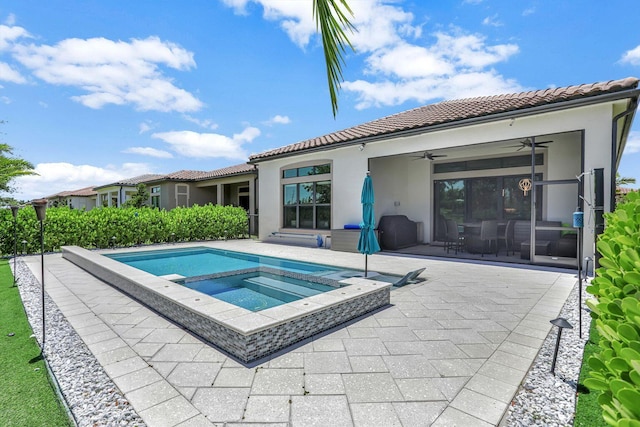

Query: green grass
left=0, top=260, right=73, bottom=427
left=574, top=318, right=607, bottom=426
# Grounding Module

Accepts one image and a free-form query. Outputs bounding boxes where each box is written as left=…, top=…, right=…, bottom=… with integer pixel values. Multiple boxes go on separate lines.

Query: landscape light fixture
left=10, top=206, right=20, bottom=285
left=550, top=317, right=573, bottom=375
left=32, top=199, right=47, bottom=351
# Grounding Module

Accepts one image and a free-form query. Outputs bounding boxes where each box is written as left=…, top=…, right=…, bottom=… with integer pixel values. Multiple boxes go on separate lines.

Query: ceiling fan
left=411, top=151, right=448, bottom=160
left=509, top=138, right=553, bottom=151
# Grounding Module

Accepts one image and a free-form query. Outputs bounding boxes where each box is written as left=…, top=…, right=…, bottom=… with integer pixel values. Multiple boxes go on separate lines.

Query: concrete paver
left=25, top=240, right=577, bottom=426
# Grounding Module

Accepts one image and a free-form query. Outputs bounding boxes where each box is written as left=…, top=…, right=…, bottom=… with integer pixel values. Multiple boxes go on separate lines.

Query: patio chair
left=444, top=219, right=464, bottom=254
left=498, top=220, right=516, bottom=255
left=479, top=220, right=498, bottom=257
left=393, top=267, right=426, bottom=287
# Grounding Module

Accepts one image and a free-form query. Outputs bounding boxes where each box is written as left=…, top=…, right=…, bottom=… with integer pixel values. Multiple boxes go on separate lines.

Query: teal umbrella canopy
left=357, top=174, right=380, bottom=274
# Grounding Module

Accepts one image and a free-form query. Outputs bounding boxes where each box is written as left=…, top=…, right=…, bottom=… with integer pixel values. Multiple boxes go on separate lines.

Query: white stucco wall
left=255, top=100, right=621, bottom=263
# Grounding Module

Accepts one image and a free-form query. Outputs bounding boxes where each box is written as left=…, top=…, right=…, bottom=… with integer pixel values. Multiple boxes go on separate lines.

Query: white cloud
left=152, top=126, right=260, bottom=160
left=11, top=34, right=203, bottom=112
left=1, top=95, right=10, bottom=104
left=345, top=28, right=521, bottom=108
left=123, top=147, right=174, bottom=158
left=522, top=7, right=536, bottom=16
left=183, top=114, right=219, bottom=130
left=139, top=122, right=152, bottom=134
left=623, top=131, right=640, bottom=154
left=620, top=45, right=640, bottom=66
left=0, top=24, right=30, bottom=51
left=482, top=14, right=503, bottom=27
left=11, top=162, right=153, bottom=201
left=264, top=114, right=291, bottom=125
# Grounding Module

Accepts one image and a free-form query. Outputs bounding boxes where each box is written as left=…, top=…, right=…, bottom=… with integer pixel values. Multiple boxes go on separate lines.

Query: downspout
left=119, top=186, right=124, bottom=207
left=610, top=100, right=638, bottom=211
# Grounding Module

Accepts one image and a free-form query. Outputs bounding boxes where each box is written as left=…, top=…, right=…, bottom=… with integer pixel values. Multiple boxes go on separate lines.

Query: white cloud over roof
left=12, top=162, right=154, bottom=201
left=621, top=45, right=640, bottom=66
left=152, top=126, right=260, bottom=160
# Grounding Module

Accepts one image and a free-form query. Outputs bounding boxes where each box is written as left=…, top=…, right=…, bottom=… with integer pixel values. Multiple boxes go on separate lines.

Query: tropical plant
left=313, top=0, right=355, bottom=117
left=122, top=183, right=150, bottom=208
left=0, top=142, right=36, bottom=195
left=585, top=190, right=640, bottom=426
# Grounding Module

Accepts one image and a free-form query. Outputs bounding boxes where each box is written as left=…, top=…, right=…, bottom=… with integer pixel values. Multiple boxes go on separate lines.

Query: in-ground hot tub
left=61, top=246, right=391, bottom=363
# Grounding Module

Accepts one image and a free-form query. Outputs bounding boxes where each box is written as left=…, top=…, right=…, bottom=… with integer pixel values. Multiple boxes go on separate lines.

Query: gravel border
left=504, top=276, right=591, bottom=426
left=12, top=257, right=590, bottom=427
left=12, top=259, right=146, bottom=427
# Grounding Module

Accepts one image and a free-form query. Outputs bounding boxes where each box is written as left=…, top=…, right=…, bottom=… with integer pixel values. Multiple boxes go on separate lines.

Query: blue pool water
left=106, top=247, right=341, bottom=277
left=184, top=271, right=336, bottom=311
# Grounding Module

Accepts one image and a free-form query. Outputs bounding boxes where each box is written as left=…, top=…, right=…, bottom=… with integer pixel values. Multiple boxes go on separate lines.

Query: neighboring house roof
left=46, top=186, right=97, bottom=198
left=94, top=174, right=166, bottom=190
left=92, top=164, right=256, bottom=191
left=249, top=77, right=640, bottom=162
left=197, top=163, right=256, bottom=180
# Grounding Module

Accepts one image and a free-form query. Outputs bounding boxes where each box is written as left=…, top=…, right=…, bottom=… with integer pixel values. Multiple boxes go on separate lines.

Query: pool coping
left=61, top=245, right=391, bottom=363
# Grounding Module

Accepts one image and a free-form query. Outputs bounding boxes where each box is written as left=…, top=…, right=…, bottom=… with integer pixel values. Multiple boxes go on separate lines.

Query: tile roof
left=108, top=174, right=166, bottom=186
left=197, top=163, right=256, bottom=180
left=46, top=186, right=97, bottom=198
left=249, top=77, right=639, bottom=162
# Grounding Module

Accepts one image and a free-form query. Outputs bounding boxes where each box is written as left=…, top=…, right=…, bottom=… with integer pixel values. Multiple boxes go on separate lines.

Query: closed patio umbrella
left=357, top=172, right=381, bottom=276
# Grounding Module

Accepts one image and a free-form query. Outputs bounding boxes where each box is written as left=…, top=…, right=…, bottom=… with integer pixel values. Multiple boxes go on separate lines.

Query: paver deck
left=22, top=240, right=578, bottom=426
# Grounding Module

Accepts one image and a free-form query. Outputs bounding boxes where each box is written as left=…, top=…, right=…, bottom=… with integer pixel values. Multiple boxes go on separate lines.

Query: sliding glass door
left=434, top=174, right=542, bottom=231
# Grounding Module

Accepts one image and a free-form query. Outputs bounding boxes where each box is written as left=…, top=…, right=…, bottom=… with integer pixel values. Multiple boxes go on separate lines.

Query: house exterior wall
left=255, top=101, right=619, bottom=263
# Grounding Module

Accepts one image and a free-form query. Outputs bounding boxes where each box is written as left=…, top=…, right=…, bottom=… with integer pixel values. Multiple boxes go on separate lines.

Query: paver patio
left=23, top=240, right=577, bottom=426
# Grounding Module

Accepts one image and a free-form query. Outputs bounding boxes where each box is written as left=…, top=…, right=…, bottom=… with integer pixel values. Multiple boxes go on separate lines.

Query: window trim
left=280, top=161, right=332, bottom=231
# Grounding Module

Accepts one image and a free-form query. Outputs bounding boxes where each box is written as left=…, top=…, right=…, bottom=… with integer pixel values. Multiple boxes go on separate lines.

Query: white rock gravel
left=12, top=259, right=146, bottom=427
left=12, top=257, right=590, bottom=427
left=504, top=276, right=592, bottom=426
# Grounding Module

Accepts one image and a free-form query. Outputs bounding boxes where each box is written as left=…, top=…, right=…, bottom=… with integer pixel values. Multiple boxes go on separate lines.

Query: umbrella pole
left=365, top=254, right=368, bottom=277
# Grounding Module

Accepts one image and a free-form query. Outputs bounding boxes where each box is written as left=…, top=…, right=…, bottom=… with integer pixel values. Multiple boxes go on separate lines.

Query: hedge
left=0, top=204, right=249, bottom=256
left=585, top=190, right=640, bottom=427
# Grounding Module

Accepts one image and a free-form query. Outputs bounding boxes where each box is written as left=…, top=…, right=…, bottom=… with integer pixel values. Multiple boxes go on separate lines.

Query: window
left=175, top=184, right=189, bottom=207
left=281, top=163, right=331, bottom=230
left=282, top=164, right=331, bottom=178
left=151, top=186, right=161, bottom=208
left=434, top=154, right=543, bottom=174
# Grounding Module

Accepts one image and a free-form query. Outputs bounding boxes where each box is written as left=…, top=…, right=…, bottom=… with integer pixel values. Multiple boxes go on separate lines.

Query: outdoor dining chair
left=444, top=219, right=464, bottom=254
left=479, top=220, right=498, bottom=257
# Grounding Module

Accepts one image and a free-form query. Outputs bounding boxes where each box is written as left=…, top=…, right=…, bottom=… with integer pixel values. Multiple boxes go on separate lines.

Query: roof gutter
left=250, top=87, right=640, bottom=164
left=610, top=98, right=638, bottom=211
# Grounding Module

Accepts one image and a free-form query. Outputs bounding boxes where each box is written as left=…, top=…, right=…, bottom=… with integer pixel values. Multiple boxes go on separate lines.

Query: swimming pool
left=62, top=244, right=392, bottom=363
left=106, top=246, right=342, bottom=277
left=106, top=247, right=350, bottom=312
left=181, top=269, right=341, bottom=312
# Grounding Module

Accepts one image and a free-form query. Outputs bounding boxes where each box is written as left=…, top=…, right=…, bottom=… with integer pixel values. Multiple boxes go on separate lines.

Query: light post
left=32, top=200, right=47, bottom=351
left=550, top=317, right=573, bottom=375
left=10, top=206, right=20, bottom=286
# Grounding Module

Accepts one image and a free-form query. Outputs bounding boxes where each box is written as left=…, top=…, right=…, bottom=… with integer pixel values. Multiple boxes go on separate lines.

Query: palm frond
left=313, top=0, right=356, bottom=117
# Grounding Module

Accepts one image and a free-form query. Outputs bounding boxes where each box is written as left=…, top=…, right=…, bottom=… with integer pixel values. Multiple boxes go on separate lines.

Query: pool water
left=106, top=247, right=341, bottom=277
left=184, top=271, right=336, bottom=311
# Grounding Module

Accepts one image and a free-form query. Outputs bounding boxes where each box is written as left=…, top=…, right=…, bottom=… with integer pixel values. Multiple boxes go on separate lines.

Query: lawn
left=0, top=259, right=73, bottom=427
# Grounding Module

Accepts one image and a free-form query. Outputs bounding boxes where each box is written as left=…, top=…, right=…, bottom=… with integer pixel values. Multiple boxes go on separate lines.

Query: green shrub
left=0, top=204, right=248, bottom=256
left=585, top=191, right=640, bottom=427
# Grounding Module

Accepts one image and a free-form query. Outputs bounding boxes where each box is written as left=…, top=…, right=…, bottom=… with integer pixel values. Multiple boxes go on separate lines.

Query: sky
left=1, top=0, right=639, bottom=201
